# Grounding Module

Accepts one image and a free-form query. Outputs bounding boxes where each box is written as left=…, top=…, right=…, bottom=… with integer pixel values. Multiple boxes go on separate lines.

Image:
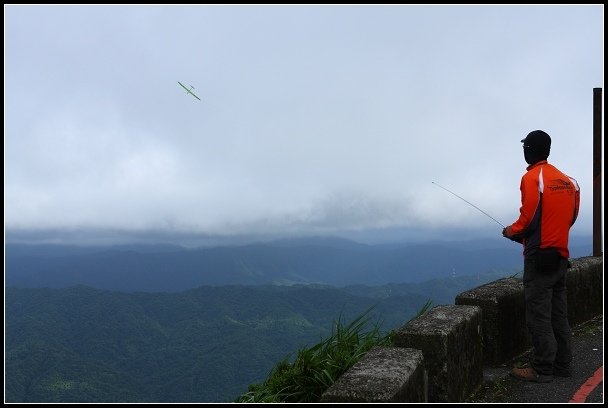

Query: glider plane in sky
left=178, top=81, right=201, bottom=101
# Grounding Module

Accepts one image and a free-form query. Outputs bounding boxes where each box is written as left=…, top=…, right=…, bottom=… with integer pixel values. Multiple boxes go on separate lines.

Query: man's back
left=511, top=160, right=580, bottom=258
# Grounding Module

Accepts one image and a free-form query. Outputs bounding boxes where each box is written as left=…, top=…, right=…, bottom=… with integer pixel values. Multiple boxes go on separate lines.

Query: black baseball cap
left=521, top=130, right=551, bottom=149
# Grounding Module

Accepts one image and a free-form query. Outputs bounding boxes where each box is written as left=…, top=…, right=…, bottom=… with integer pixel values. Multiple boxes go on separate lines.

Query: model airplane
left=178, top=81, right=201, bottom=101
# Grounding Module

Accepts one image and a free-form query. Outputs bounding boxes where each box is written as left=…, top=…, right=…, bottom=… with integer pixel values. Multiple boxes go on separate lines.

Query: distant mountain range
left=5, top=235, right=592, bottom=292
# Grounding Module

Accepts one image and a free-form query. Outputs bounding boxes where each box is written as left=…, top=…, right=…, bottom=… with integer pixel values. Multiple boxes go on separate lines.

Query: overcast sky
left=4, top=5, right=604, bottom=244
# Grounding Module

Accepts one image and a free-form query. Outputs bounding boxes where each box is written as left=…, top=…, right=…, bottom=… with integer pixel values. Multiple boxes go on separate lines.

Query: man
left=502, top=130, right=580, bottom=383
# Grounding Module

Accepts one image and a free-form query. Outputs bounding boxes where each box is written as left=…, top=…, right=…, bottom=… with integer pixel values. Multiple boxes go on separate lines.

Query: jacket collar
left=527, top=160, right=548, bottom=171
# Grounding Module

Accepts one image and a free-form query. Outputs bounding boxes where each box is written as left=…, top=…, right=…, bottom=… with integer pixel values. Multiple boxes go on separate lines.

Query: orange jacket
left=508, top=160, right=580, bottom=259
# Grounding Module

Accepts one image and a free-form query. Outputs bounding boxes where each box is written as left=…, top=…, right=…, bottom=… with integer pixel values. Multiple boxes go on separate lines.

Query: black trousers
left=523, top=255, right=572, bottom=375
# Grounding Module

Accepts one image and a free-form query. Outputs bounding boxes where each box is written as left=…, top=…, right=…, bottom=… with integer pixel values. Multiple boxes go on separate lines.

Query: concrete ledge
left=322, top=257, right=602, bottom=403
left=455, top=277, right=529, bottom=366
left=392, top=305, right=483, bottom=403
left=566, top=256, right=603, bottom=326
left=455, top=256, right=603, bottom=366
left=319, top=346, right=426, bottom=403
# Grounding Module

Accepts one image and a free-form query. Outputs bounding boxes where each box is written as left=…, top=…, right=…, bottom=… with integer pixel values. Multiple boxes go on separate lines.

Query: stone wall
left=320, top=256, right=603, bottom=403
left=455, top=277, right=529, bottom=365
left=320, top=347, right=427, bottom=403
left=456, top=256, right=603, bottom=365
left=392, top=305, right=483, bottom=402
left=565, top=256, right=603, bottom=325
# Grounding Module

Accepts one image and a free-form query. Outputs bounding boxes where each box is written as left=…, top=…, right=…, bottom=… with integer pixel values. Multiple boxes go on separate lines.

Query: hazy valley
left=5, top=235, right=593, bottom=402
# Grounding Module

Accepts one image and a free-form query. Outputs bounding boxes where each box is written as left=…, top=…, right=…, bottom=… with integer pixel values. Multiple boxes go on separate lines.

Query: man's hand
left=502, top=225, right=523, bottom=243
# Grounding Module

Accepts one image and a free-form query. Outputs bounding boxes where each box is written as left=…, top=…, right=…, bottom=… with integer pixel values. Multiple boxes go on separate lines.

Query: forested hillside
left=6, top=269, right=514, bottom=403
left=5, top=236, right=592, bottom=402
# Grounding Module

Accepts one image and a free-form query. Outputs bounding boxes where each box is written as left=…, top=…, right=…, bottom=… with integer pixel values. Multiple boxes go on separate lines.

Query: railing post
left=592, top=88, right=602, bottom=256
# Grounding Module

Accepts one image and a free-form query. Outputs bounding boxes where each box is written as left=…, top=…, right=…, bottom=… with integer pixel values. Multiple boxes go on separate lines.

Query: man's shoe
left=510, top=366, right=553, bottom=383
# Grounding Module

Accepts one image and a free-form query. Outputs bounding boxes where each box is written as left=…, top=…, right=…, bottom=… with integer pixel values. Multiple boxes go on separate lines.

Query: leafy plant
left=236, top=299, right=434, bottom=403
left=235, top=306, right=391, bottom=403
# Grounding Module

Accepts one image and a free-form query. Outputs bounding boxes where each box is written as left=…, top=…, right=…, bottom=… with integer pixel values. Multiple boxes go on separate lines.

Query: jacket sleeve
left=509, top=173, right=540, bottom=239
left=570, top=177, right=580, bottom=226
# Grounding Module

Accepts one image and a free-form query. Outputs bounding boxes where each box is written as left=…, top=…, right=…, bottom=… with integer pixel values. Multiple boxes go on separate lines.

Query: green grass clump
left=235, top=307, right=392, bottom=403
left=236, top=300, right=433, bottom=403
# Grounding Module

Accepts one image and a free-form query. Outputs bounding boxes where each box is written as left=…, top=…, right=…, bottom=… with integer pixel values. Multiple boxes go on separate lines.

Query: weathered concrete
left=455, top=277, right=530, bottom=366
left=319, top=346, right=426, bottom=403
left=566, top=256, right=603, bottom=326
left=323, top=256, right=602, bottom=403
left=455, top=257, right=603, bottom=366
left=392, top=305, right=483, bottom=403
